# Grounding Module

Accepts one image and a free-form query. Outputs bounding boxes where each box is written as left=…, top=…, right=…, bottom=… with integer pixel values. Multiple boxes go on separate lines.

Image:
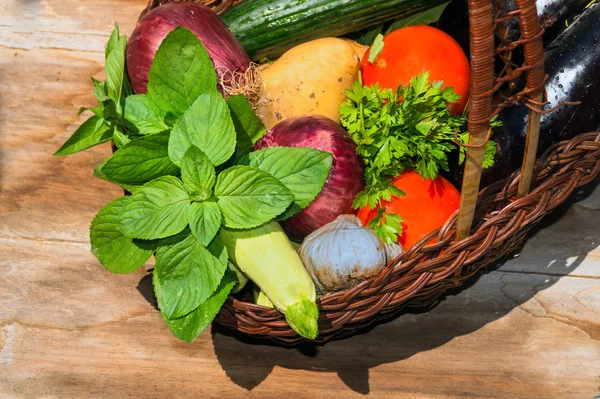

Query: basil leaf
left=147, top=26, right=217, bottom=119
left=118, top=176, right=191, bottom=240
left=105, top=35, right=127, bottom=112
left=122, top=94, right=169, bottom=135
left=249, top=147, right=333, bottom=209
left=102, top=132, right=179, bottom=184
left=90, top=196, right=153, bottom=274
left=105, top=23, right=120, bottom=60
left=154, top=234, right=227, bottom=320
left=188, top=201, right=221, bottom=246
left=227, top=95, right=266, bottom=162
left=181, top=146, right=216, bottom=195
left=169, top=90, right=236, bottom=167
left=214, top=166, right=294, bottom=229
left=54, top=115, right=112, bottom=156
left=154, top=269, right=235, bottom=343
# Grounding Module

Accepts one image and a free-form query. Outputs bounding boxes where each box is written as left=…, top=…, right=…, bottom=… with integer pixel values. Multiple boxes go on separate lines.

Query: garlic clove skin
left=299, top=215, right=403, bottom=293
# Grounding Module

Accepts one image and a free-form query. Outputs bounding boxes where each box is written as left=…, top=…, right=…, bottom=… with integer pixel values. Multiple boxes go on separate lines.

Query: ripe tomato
left=361, top=26, right=470, bottom=115
left=356, top=170, right=461, bottom=249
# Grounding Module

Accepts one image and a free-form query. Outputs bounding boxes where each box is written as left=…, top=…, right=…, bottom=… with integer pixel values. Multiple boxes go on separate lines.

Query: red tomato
left=356, top=170, right=460, bottom=249
left=361, top=26, right=470, bottom=115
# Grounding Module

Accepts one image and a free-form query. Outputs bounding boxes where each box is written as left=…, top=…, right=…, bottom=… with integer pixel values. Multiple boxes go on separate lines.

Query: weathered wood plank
left=0, top=0, right=599, bottom=397
left=0, top=237, right=598, bottom=398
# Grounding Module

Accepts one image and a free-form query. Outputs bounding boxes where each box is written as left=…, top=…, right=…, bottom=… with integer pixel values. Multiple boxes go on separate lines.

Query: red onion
left=126, top=2, right=250, bottom=94
left=254, top=115, right=365, bottom=240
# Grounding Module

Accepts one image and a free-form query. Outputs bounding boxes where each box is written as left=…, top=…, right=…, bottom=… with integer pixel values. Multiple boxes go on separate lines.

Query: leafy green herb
left=54, top=116, right=112, bottom=156
left=227, top=95, right=267, bottom=162
left=105, top=34, right=127, bottom=113
left=154, top=234, right=228, bottom=319
left=457, top=116, right=502, bottom=169
left=122, top=94, right=169, bottom=135
left=340, top=72, right=497, bottom=242
left=385, top=3, right=449, bottom=33
left=147, top=26, right=217, bottom=119
left=169, top=90, right=236, bottom=167
left=154, top=269, right=236, bottom=343
left=368, top=34, right=385, bottom=64
left=188, top=201, right=221, bottom=246
left=367, top=209, right=404, bottom=245
left=90, top=197, right=154, bottom=274
left=61, top=26, right=333, bottom=343
left=214, top=166, right=294, bottom=229
left=101, top=132, right=179, bottom=184
left=181, top=146, right=216, bottom=197
left=248, top=147, right=332, bottom=210
left=55, top=24, right=142, bottom=156
left=118, top=176, right=191, bottom=240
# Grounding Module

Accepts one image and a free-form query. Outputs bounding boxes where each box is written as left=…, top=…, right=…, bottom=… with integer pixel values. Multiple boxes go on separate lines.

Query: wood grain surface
left=1, top=1, right=599, bottom=398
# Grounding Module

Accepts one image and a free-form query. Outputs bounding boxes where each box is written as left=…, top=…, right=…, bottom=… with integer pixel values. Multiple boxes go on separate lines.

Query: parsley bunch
left=340, top=72, right=497, bottom=243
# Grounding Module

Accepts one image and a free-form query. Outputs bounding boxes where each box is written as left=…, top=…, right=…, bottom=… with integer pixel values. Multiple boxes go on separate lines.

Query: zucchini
left=222, top=0, right=448, bottom=60
left=218, top=221, right=318, bottom=339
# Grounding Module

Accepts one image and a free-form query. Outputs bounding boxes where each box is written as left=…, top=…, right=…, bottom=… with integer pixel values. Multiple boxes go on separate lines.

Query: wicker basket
left=140, top=0, right=600, bottom=345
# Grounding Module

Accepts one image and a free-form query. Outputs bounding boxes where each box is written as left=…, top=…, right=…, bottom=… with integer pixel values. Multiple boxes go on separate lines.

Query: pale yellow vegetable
left=257, top=38, right=362, bottom=129
left=342, top=39, right=369, bottom=60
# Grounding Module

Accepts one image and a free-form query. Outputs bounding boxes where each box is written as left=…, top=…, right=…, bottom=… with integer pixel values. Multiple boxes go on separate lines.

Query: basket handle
left=456, top=0, right=496, bottom=240
left=514, top=0, right=546, bottom=196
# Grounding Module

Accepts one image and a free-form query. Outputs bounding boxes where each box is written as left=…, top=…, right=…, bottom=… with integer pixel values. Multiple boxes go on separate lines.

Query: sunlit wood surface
left=1, top=1, right=599, bottom=398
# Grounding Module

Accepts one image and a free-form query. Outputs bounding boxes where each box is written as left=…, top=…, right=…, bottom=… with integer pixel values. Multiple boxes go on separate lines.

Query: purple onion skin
left=254, top=115, right=365, bottom=240
left=126, top=2, right=250, bottom=94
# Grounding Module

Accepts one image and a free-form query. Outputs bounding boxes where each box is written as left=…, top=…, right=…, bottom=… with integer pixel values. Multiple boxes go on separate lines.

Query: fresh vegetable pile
left=55, top=0, right=599, bottom=341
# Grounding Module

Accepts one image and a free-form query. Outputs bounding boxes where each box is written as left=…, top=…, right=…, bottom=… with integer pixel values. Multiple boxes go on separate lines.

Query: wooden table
left=1, top=1, right=599, bottom=398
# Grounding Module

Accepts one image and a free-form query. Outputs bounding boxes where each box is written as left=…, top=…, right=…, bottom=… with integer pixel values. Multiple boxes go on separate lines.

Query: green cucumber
left=221, top=0, right=448, bottom=60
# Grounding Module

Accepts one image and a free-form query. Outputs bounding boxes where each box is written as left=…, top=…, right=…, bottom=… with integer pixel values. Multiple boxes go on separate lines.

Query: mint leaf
left=122, top=94, right=169, bottom=135
left=188, top=201, right=221, bottom=246
left=249, top=147, right=332, bottom=209
left=147, top=26, right=217, bottom=119
left=227, top=95, right=266, bottom=162
left=90, top=196, right=153, bottom=273
left=118, top=176, right=191, bottom=239
left=214, top=166, right=294, bottom=229
left=105, top=23, right=120, bottom=60
left=78, top=105, right=104, bottom=118
left=105, top=35, right=127, bottom=112
left=154, top=234, right=227, bottom=320
left=92, top=78, right=111, bottom=102
left=94, top=159, right=143, bottom=193
left=169, top=90, right=236, bottom=167
left=112, top=126, right=131, bottom=148
left=102, top=132, right=179, bottom=184
left=181, top=146, right=216, bottom=196
left=54, top=115, right=112, bottom=156
left=154, top=269, right=235, bottom=343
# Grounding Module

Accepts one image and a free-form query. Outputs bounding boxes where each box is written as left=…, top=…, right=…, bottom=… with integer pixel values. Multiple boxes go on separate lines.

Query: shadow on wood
left=134, top=177, right=600, bottom=395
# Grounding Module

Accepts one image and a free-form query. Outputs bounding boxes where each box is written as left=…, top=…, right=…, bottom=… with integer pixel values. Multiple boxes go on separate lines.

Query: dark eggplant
left=446, top=2, right=600, bottom=188
left=437, top=0, right=592, bottom=59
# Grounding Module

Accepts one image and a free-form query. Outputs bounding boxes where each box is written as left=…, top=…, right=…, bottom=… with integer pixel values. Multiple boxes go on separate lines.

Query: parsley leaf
left=339, top=72, right=498, bottom=243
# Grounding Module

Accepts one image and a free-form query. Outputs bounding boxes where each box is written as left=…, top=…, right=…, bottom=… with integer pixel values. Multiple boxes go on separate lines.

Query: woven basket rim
left=133, top=0, right=599, bottom=345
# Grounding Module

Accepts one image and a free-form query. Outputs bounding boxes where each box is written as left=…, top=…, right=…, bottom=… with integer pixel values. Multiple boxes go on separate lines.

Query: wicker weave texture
left=139, top=0, right=599, bottom=345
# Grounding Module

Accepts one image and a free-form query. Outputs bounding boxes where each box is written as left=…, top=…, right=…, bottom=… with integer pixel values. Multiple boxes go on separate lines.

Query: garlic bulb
left=299, top=215, right=403, bottom=293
